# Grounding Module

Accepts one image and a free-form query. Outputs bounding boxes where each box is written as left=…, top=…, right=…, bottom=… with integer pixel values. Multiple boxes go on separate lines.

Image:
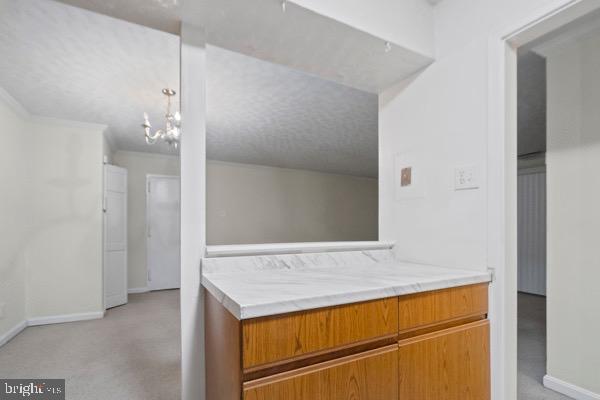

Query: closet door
left=104, top=164, right=128, bottom=309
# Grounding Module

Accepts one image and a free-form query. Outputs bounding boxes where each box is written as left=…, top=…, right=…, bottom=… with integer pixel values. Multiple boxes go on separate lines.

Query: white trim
left=114, top=150, right=180, bottom=160
left=128, top=287, right=150, bottom=294
left=207, top=159, right=378, bottom=180
left=205, top=241, right=395, bottom=258
left=147, top=174, right=179, bottom=180
left=0, top=86, right=108, bottom=132
left=1, top=312, right=107, bottom=347
left=0, top=320, right=27, bottom=347
left=27, top=311, right=104, bottom=327
left=544, top=375, right=600, bottom=400
left=28, top=115, right=108, bottom=132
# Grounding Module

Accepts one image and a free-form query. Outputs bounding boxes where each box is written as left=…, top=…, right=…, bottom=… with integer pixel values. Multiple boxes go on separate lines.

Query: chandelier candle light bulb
left=141, top=88, right=181, bottom=148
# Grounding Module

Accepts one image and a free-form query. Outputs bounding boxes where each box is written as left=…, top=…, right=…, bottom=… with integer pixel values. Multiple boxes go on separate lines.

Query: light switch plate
left=455, top=165, right=479, bottom=190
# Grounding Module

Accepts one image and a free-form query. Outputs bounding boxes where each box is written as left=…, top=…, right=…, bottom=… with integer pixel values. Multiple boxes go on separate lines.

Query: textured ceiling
left=207, top=46, right=378, bottom=177
left=197, top=0, right=432, bottom=94
left=0, top=0, right=378, bottom=176
left=55, top=0, right=433, bottom=93
left=0, top=0, right=180, bottom=155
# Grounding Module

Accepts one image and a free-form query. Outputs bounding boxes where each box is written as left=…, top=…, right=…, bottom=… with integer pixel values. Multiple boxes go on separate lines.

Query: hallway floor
left=518, top=292, right=571, bottom=400
left=0, top=290, right=180, bottom=400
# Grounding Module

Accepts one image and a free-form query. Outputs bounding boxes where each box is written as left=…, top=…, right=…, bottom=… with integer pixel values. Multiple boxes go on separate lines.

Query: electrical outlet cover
left=455, top=165, right=479, bottom=190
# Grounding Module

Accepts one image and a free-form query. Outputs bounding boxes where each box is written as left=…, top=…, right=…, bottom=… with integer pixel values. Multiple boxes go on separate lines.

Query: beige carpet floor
left=0, top=290, right=181, bottom=400
left=518, top=292, right=571, bottom=400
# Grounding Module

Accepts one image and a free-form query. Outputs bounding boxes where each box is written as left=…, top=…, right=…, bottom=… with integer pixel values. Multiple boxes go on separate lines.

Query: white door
left=147, top=175, right=181, bottom=291
left=104, top=165, right=128, bottom=309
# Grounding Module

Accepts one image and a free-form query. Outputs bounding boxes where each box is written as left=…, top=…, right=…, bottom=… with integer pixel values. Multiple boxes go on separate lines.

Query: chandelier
left=142, top=88, right=181, bottom=148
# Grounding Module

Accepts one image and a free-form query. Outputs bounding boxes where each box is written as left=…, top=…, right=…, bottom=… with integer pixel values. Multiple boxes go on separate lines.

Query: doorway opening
left=504, top=3, right=600, bottom=399
left=0, top=1, right=182, bottom=398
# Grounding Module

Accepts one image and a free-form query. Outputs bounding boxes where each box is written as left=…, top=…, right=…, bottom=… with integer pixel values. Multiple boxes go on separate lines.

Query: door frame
left=146, top=173, right=180, bottom=290
left=487, top=1, right=600, bottom=398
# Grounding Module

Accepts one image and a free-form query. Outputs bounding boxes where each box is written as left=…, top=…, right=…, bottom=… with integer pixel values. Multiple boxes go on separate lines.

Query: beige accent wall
left=111, top=153, right=378, bottom=288
left=0, top=88, right=106, bottom=340
left=545, top=35, right=600, bottom=395
left=206, top=160, right=378, bottom=245
left=0, top=89, right=28, bottom=341
left=25, top=117, right=106, bottom=318
left=113, top=150, right=179, bottom=290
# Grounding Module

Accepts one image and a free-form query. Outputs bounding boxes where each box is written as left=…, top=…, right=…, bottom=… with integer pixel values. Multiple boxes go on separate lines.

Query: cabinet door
left=398, top=320, right=490, bottom=400
left=243, top=297, right=398, bottom=371
left=398, top=283, right=488, bottom=335
left=243, top=345, right=398, bottom=400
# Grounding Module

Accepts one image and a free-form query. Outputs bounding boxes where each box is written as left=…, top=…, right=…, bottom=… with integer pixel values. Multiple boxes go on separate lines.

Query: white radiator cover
left=517, top=168, right=546, bottom=296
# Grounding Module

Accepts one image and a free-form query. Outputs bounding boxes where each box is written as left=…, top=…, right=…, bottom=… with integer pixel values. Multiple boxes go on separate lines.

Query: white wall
left=379, top=40, right=488, bottom=270
left=0, top=89, right=28, bottom=342
left=179, top=23, right=206, bottom=400
left=113, top=150, right=180, bottom=290
left=380, top=0, right=562, bottom=270
left=291, top=0, right=434, bottom=57
left=545, top=34, right=600, bottom=395
left=0, top=87, right=106, bottom=342
left=206, top=161, right=378, bottom=245
left=377, top=1, right=576, bottom=399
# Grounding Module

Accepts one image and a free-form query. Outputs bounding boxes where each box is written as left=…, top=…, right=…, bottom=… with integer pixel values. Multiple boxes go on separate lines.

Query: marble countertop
left=201, top=250, right=492, bottom=320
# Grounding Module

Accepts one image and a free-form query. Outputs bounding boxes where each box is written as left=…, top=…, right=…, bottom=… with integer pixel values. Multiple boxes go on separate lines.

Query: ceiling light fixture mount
left=142, top=88, right=181, bottom=149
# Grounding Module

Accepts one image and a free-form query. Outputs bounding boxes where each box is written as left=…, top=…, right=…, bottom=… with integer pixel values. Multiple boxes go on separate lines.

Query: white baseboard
left=27, top=311, right=104, bottom=327
left=544, top=375, right=600, bottom=400
left=0, top=320, right=27, bottom=347
left=1, top=311, right=107, bottom=347
left=128, top=287, right=150, bottom=294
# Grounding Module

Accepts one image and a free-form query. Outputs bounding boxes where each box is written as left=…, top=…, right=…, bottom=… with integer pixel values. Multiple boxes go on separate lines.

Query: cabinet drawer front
left=242, top=297, right=398, bottom=370
left=243, top=345, right=398, bottom=400
left=398, top=283, right=488, bottom=334
left=398, top=320, right=490, bottom=400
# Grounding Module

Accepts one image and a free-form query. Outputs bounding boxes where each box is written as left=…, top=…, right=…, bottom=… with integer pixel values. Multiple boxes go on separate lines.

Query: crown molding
left=1, top=86, right=108, bottom=132
left=0, top=87, right=29, bottom=119
left=28, top=115, right=108, bottom=132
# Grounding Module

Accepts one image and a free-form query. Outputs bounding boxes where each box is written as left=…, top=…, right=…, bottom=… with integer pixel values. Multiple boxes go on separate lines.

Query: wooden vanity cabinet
left=398, top=320, right=490, bottom=400
left=242, top=297, right=398, bottom=372
left=243, top=345, right=398, bottom=400
left=205, top=283, right=490, bottom=400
